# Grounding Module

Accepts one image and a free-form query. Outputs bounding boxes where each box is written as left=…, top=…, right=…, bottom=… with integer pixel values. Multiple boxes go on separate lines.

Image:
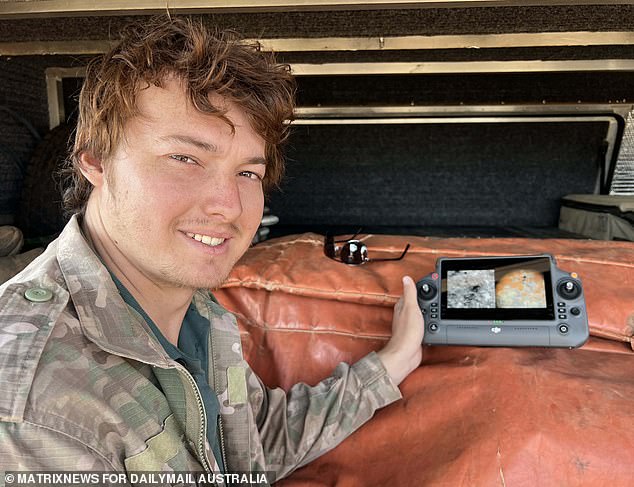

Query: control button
left=558, top=308, right=566, bottom=313
left=429, top=323, right=439, bottom=332
left=430, top=302, right=438, bottom=308
left=24, top=287, right=53, bottom=303
left=431, top=313, right=438, bottom=319
left=558, top=324, right=569, bottom=334
left=570, top=307, right=581, bottom=316
left=557, top=279, right=582, bottom=300
left=559, top=314, right=567, bottom=320
left=557, top=302, right=566, bottom=308
left=418, top=281, right=438, bottom=300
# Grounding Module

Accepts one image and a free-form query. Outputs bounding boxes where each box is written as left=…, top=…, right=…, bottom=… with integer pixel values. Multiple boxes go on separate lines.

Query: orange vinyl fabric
left=214, top=233, right=634, bottom=486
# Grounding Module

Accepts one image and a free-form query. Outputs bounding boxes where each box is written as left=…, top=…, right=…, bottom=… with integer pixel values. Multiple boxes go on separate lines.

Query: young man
left=0, top=17, right=423, bottom=483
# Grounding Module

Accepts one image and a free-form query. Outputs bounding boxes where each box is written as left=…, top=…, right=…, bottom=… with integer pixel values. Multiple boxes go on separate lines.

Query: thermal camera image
left=495, top=269, right=547, bottom=308
left=447, top=269, right=496, bottom=308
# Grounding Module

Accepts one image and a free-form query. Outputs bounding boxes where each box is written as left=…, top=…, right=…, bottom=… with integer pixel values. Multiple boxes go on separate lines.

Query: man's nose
left=200, top=174, right=243, bottom=222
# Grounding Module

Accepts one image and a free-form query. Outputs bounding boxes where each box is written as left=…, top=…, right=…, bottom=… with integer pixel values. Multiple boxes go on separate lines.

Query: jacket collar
left=56, top=215, right=172, bottom=367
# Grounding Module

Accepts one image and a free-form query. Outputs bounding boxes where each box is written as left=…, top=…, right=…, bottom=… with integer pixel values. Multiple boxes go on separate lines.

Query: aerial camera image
left=495, top=269, right=547, bottom=308
left=447, top=270, right=496, bottom=308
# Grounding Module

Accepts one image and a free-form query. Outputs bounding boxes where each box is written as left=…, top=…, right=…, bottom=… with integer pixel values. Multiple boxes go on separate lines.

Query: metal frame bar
left=45, top=67, right=86, bottom=128
left=4, top=31, right=634, bottom=56
left=290, top=60, right=634, bottom=75
left=1, top=41, right=115, bottom=56
left=1, top=1, right=632, bottom=19
left=292, top=116, right=619, bottom=123
left=262, top=32, right=634, bottom=51
left=294, top=104, right=634, bottom=118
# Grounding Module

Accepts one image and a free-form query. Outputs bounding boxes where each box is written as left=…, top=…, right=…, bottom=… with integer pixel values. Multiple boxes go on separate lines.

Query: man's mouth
left=185, top=232, right=226, bottom=247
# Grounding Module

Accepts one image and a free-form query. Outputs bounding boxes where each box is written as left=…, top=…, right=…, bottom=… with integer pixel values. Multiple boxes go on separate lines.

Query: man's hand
left=376, top=276, right=425, bottom=386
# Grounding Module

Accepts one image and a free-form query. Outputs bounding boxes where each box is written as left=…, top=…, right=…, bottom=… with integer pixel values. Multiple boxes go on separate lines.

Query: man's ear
left=78, top=152, right=106, bottom=187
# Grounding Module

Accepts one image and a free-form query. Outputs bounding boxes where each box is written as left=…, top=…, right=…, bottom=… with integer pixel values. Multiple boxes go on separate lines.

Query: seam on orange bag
left=232, top=311, right=391, bottom=340
left=221, top=280, right=400, bottom=302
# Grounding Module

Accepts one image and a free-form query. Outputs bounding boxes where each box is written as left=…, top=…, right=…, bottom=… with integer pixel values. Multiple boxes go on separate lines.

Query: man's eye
left=239, top=171, right=264, bottom=181
left=170, top=154, right=196, bottom=164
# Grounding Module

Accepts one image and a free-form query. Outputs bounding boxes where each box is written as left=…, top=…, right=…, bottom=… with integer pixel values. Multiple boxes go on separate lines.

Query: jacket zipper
left=218, top=414, right=227, bottom=472
left=207, top=324, right=229, bottom=471
left=175, top=363, right=213, bottom=474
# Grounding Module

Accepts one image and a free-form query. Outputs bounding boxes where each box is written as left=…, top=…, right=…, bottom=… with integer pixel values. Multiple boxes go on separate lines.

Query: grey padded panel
left=269, top=121, right=605, bottom=229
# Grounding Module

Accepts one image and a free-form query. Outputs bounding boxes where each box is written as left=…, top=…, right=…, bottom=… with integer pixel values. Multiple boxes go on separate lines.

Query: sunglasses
left=324, top=230, right=410, bottom=265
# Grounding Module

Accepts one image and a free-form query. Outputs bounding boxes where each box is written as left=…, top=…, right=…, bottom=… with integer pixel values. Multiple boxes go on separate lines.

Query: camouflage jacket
left=0, top=216, right=401, bottom=485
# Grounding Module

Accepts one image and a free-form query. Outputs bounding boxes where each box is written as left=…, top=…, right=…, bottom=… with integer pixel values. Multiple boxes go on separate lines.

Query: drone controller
left=416, top=254, right=589, bottom=348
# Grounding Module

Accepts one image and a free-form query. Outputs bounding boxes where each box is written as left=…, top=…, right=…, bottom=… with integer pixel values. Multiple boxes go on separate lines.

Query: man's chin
left=185, top=272, right=232, bottom=291
left=156, top=264, right=232, bottom=291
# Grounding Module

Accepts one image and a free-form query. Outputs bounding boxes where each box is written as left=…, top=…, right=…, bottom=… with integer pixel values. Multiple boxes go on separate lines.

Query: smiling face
left=81, top=78, right=266, bottom=291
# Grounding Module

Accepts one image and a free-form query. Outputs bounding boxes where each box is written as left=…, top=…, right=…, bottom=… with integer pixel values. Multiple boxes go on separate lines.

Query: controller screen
left=441, top=257, right=554, bottom=320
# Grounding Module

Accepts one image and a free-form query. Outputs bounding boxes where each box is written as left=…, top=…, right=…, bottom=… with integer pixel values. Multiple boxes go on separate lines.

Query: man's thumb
left=402, top=275, right=417, bottom=301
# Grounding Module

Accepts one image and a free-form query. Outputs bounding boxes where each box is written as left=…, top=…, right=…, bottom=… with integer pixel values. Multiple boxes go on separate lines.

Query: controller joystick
left=557, top=279, right=582, bottom=300
left=418, top=281, right=437, bottom=300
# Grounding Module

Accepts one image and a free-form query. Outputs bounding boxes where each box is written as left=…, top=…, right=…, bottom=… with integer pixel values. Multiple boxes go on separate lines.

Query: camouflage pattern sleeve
left=247, top=351, right=402, bottom=479
left=0, top=421, right=116, bottom=471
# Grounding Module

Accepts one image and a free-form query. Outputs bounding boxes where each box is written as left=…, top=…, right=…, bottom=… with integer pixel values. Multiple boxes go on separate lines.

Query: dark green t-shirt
left=111, top=275, right=225, bottom=472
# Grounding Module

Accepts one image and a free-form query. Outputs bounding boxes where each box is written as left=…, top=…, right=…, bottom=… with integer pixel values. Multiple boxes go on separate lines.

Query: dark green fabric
left=110, top=274, right=225, bottom=472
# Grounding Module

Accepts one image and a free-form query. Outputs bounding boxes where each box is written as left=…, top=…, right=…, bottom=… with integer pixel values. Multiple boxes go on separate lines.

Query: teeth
left=186, top=232, right=225, bottom=247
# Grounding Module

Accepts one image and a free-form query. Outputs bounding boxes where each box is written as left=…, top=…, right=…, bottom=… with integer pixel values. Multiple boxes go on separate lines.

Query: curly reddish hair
left=62, top=15, right=296, bottom=214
